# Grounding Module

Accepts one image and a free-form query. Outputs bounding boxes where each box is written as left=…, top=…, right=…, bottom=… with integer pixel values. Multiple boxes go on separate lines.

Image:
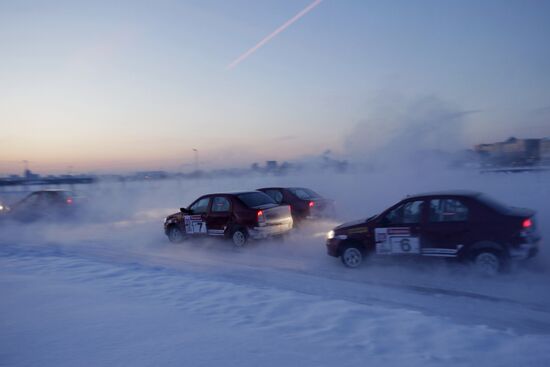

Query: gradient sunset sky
left=1, top=0, right=549, bottom=174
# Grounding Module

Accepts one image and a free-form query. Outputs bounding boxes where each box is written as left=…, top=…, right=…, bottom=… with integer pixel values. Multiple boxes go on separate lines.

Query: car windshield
left=288, top=187, right=321, bottom=200
left=237, top=192, right=276, bottom=208
left=477, top=193, right=509, bottom=213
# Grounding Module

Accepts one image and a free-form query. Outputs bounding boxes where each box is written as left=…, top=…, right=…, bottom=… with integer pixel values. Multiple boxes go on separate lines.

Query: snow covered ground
left=1, top=168, right=550, bottom=366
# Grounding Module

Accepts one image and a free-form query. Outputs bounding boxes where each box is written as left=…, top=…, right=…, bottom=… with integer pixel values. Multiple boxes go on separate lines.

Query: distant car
left=3, top=189, right=78, bottom=222
left=326, top=190, right=540, bottom=275
left=164, top=191, right=293, bottom=246
left=257, top=187, right=335, bottom=222
left=0, top=200, right=9, bottom=215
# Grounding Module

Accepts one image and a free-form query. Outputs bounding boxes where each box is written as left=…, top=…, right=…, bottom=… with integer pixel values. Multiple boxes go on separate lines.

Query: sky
left=1, top=0, right=549, bottom=174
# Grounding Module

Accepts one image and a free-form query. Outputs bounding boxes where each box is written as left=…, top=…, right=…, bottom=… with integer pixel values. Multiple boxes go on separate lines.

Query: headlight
left=0, top=205, right=4, bottom=211
left=164, top=217, right=169, bottom=224
left=327, top=230, right=335, bottom=239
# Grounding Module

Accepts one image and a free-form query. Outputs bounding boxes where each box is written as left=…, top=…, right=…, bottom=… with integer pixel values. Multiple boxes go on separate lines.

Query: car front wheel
left=167, top=226, right=184, bottom=243
left=341, top=246, right=363, bottom=268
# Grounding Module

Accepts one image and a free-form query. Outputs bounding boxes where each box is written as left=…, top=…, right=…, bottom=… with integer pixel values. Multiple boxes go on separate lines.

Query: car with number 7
left=164, top=191, right=293, bottom=247
left=326, top=191, right=540, bottom=275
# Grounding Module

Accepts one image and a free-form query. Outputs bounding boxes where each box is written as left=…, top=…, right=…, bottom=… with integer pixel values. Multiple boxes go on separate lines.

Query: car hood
left=335, top=218, right=366, bottom=230
left=166, top=212, right=183, bottom=221
left=335, top=214, right=377, bottom=231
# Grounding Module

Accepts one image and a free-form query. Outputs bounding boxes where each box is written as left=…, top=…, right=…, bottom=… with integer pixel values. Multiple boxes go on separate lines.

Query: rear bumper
left=510, top=242, right=539, bottom=260
left=249, top=221, right=293, bottom=239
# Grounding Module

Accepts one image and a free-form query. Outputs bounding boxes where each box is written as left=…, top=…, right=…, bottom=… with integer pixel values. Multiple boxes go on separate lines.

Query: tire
left=341, top=246, right=363, bottom=268
left=473, top=251, right=502, bottom=276
left=231, top=228, right=248, bottom=247
left=167, top=226, right=185, bottom=243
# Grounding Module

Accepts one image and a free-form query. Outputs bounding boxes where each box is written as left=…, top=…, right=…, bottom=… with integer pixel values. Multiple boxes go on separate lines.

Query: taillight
left=66, top=198, right=73, bottom=204
left=257, top=210, right=266, bottom=226
left=308, top=201, right=315, bottom=208
left=522, top=218, right=532, bottom=229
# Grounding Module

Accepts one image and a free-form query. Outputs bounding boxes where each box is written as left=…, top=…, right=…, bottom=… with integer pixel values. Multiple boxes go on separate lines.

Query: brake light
left=66, top=198, right=73, bottom=205
left=522, top=218, right=532, bottom=229
left=308, top=201, right=315, bottom=208
left=257, top=210, right=266, bottom=225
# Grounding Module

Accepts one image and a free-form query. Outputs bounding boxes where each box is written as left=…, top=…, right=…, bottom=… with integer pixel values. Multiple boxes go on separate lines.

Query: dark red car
left=2, top=189, right=78, bottom=222
left=164, top=191, right=293, bottom=246
left=326, top=191, right=540, bottom=275
left=257, top=187, right=335, bottom=222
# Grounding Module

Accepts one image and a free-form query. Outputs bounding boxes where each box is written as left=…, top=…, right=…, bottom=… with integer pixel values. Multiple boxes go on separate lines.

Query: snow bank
left=1, top=243, right=549, bottom=367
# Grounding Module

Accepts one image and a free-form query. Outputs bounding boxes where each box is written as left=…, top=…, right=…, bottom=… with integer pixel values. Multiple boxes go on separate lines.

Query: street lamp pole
left=192, top=149, right=198, bottom=171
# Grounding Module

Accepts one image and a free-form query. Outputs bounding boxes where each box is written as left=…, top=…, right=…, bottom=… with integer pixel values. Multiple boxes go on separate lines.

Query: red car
left=257, top=187, right=335, bottom=222
left=326, top=191, right=540, bottom=275
left=1, top=189, right=78, bottom=222
left=164, top=191, right=293, bottom=246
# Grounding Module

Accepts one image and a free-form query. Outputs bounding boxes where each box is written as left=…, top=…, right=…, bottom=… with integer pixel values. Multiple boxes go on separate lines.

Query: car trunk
left=261, top=205, right=292, bottom=224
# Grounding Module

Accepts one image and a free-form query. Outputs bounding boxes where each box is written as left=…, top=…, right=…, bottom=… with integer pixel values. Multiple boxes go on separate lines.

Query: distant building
left=135, top=171, right=168, bottom=180
left=24, top=169, right=40, bottom=180
left=475, top=137, right=544, bottom=167
left=540, top=138, right=550, bottom=165
left=265, top=161, right=278, bottom=171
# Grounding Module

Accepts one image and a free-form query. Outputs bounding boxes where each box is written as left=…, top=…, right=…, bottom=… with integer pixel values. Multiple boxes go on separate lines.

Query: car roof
left=203, top=191, right=263, bottom=197
left=33, top=189, right=70, bottom=193
left=405, top=190, right=482, bottom=200
left=257, top=187, right=308, bottom=190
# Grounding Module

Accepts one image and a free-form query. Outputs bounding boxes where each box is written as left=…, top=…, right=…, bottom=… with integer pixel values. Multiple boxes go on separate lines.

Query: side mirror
left=180, top=207, right=190, bottom=214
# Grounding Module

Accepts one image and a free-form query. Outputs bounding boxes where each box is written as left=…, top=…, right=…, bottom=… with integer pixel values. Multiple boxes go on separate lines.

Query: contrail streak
left=226, top=0, right=323, bottom=70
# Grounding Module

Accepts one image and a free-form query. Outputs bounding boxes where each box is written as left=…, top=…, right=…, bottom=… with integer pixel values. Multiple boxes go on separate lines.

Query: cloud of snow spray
left=0, top=94, right=549, bottom=306
left=345, top=94, right=474, bottom=171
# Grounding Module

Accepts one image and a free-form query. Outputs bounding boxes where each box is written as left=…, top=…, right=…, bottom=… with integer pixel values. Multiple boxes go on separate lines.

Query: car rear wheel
left=473, top=251, right=501, bottom=276
left=167, top=226, right=184, bottom=243
left=341, top=246, right=363, bottom=268
left=232, top=228, right=248, bottom=247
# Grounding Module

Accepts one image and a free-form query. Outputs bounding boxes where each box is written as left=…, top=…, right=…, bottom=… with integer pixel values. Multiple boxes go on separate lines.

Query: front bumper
left=249, top=221, right=293, bottom=239
left=326, top=238, right=342, bottom=257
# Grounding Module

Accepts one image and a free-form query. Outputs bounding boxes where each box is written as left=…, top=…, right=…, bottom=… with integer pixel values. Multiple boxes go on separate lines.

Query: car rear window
left=288, top=188, right=320, bottom=200
left=237, top=192, right=276, bottom=208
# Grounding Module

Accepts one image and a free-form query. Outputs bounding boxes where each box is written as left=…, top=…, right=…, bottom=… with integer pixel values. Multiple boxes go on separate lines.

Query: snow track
left=2, top=228, right=550, bottom=336
left=2, top=172, right=550, bottom=366
left=2, top=237, right=550, bottom=367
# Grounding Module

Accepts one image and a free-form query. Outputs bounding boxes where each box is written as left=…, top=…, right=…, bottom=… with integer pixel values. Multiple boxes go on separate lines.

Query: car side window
left=45, top=192, right=57, bottom=203
left=382, top=200, right=424, bottom=225
left=211, top=197, right=231, bottom=213
left=264, top=190, right=283, bottom=204
left=429, top=199, right=469, bottom=222
left=189, top=197, right=210, bottom=214
left=22, top=193, right=40, bottom=206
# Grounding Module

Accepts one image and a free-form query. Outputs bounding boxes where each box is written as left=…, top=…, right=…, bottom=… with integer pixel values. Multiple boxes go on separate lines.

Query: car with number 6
left=326, top=191, right=540, bottom=275
left=164, top=191, right=293, bottom=246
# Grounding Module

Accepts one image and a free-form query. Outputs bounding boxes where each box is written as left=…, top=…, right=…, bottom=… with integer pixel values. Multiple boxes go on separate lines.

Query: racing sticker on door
left=183, top=215, right=207, bottom=234
left=375, top=227, right=420, bottom=254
